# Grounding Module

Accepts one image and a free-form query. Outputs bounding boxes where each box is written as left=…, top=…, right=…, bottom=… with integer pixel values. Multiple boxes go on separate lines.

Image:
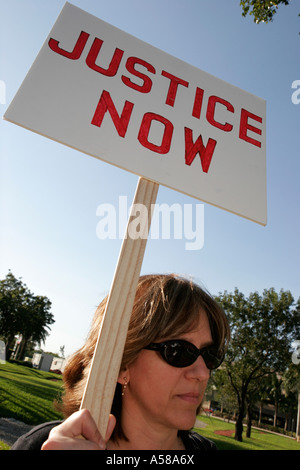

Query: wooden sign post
left=4, top=2, right=267, bottom=438
left=80, top=177, right=158, bottom=436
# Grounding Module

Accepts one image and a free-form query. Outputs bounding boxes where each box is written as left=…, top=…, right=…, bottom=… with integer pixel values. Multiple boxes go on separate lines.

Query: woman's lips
left=177, top=393, right=200, bottom=405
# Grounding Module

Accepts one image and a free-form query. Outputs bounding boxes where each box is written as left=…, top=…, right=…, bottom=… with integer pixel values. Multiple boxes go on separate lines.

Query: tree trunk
left=246, top=403, right=252, bottom=438
left=16, top=337, right=28, bottom=360
left=284, top=414, right=288, bottom=432
left=235, top=390, right=246, bottom=441
left=258, top=402, right=263, bottom=426
left=273, top=402, right=278, bottom=427
left=5, top=335, right=16, bottom=360
left=235, top=415, right=244, bottom=441
left=296, top=391, right=300, bottom=442
left=235, top=401, right=245, bottom=441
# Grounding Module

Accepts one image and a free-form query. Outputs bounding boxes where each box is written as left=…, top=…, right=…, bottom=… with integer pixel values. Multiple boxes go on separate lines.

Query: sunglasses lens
left=202, top=348, right=224, bottom=370
left=163, top=341, right=198, bottom=367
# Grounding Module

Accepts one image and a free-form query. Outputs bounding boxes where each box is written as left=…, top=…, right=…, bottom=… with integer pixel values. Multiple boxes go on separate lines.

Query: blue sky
left=1, top=0, right=299, bottom=357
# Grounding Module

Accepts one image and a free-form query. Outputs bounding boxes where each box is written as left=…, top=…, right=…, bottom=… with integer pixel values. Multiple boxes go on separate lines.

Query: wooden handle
left=80, top=177, right=159, bottom=437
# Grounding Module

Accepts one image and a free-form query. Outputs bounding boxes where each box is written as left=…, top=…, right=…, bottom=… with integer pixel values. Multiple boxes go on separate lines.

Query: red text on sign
left=48, top=30, right=263, bottom=170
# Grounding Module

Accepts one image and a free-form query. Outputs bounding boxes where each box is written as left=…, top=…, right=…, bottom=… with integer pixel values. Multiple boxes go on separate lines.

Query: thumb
left=105, top=414, right=116, bottom=442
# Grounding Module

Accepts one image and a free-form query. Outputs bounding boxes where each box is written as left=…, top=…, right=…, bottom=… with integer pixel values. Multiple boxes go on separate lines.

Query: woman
left=12, top=274, right=230, bottom=450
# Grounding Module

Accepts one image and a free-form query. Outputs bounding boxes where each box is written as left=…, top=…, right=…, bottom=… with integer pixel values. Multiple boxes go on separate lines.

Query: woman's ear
left=117, top=367, right=130, bottom=385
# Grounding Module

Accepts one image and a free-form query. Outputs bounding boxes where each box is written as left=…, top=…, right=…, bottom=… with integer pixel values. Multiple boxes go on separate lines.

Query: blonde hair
left=59, top=274, right=230, bottom=440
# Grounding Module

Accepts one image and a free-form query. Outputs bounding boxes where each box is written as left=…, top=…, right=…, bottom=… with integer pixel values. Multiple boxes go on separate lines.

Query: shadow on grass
left=210, top=437, right=245, bottom=450
left=0, top=374, right=62, bottom=402
left=0, top=379, right=63, bottom=425
left=1, top=365, right=61, bottom=381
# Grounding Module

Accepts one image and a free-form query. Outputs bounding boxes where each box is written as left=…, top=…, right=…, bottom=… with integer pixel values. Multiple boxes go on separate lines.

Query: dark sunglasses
left=144, top=339, right=224, bottom=370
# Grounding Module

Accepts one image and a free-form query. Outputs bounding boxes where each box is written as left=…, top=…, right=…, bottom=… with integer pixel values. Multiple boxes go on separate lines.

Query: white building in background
left=32, top=352, right=67, bottom=372
left=50, top=356, right=67, bottom=372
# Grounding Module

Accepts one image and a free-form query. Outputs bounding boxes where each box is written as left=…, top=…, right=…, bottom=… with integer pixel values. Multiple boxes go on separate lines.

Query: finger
left=42, top=409, right=106, bottom=450
left=105, top=414, right=116, bottom=442
left=59, top=409, right=103, bottom=443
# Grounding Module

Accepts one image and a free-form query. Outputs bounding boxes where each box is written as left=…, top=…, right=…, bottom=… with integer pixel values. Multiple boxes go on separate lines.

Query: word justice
left=48, top=30, right=263, bottom=173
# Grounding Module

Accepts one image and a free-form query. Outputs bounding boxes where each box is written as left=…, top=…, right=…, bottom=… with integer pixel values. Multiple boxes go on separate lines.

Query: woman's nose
left=184, top=355, right=210, bottom=381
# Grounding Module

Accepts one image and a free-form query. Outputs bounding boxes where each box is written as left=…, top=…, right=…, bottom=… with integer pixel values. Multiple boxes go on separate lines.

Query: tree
left=0, top=271, right=54, bottom=359
left=211, top=368, right=238, bottom=419
left=240, top=0, right=290, bottom=24
left=16, top=294, right=54, bottom=360
left=0, top=271, right=28, bottom=353
left=282, top=362, right=300, bottom=440
left=215, top=287, right=300, bottom=441
left=245, top=376, right=268, bottom=437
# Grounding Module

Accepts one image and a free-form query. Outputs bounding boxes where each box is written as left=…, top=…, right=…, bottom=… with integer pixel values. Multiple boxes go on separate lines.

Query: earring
left=122, top=377, right=128, bottom=396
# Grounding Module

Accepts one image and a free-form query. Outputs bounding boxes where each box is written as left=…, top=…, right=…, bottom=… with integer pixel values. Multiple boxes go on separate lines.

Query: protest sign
left=4, top=2, right=266, bottom=225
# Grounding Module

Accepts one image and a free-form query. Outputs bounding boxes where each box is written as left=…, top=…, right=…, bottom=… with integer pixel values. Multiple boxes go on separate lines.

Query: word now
left=96, top=196, right=204, bottom=250
left=48, top=31, right=263, bottom=173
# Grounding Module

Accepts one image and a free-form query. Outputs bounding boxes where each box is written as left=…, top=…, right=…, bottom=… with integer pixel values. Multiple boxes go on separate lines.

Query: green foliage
left=214, top=287, right=300, bottom=441
left=0, top=271, right=54, bottom=359
left=240, top=0, right=290, bottom=24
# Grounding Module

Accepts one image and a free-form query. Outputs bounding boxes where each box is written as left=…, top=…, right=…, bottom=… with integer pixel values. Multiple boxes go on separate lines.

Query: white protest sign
left=4, top=2, right=267, bottom=225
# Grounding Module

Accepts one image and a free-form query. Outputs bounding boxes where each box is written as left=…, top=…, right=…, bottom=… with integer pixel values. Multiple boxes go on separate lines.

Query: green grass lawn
left=194, top=414, right=300, bottom=450
left=0, top=362, right=64, bottom=425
